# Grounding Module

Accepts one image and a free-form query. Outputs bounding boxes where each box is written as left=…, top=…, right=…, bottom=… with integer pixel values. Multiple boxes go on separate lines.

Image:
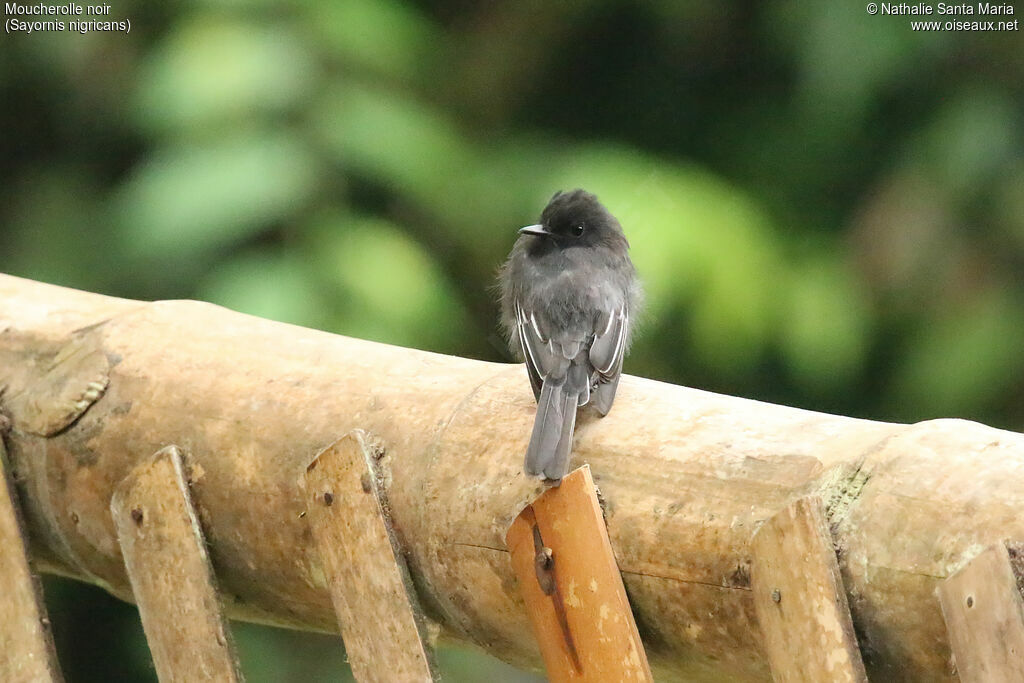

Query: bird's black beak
left=519, top=224, right=551, bottom=237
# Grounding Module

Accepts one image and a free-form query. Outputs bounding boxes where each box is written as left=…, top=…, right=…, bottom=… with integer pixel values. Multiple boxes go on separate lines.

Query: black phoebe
left=499, top=189, right=640, bottom=481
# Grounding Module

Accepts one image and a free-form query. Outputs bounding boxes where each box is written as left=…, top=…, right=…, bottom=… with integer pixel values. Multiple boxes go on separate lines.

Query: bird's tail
left=524, top=378, right=579, bottom=482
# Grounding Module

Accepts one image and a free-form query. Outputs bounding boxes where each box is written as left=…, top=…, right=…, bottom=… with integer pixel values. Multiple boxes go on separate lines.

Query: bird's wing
left=515, top=299, right=557, bottom=401
left=588, top=305, right=628, bottom=384
left=588, top=305, right=627, bottom=415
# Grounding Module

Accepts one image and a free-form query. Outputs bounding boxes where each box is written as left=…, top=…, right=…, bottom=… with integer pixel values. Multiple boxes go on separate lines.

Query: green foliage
left=307, top=0, right=437, bottom=79
left=134, top=19, right=316, bottom=134
left=4, top=0, right=1023, bottom=680
left=891, top=290, right=1024, bottom=420
left=115, top=133, right=318, bottom=258
left=306, top=211, right=472, bottom=350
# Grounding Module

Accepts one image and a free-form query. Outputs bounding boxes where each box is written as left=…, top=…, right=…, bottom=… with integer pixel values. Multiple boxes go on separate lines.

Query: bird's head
left=520, top=189, right=627, bottom=248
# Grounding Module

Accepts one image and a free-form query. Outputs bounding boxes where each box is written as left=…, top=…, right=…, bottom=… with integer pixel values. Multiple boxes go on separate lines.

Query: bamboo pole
left=4, top=273, right=1024, bottom=680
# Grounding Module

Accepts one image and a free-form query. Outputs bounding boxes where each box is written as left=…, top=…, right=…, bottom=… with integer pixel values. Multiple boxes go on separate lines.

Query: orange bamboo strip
left=506, top=465, right=651, bottom=682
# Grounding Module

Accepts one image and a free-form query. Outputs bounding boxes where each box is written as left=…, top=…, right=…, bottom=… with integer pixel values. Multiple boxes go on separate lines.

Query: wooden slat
left=111, top=445, right=242, bottom=682
left=751, top=495, right=867, bottom=683
left=301, top=430, right=436, bottom=683
left=0, top=431, right=63, bottom=683
left=505, top=465, right=652, bottom=682
left=937, top=543, right=1024, bottom=682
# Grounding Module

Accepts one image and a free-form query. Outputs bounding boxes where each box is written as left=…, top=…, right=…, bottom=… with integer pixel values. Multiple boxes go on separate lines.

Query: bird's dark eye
left=572, top=223, right=585, bottom=237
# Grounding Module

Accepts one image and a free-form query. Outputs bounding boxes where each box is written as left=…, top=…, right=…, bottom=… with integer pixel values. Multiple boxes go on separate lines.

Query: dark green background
left=3, top=1, right=1022, bottom=680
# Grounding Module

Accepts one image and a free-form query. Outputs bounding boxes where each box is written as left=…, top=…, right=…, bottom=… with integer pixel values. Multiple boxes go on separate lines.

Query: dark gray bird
left=499, top=190, right=640, bottom=482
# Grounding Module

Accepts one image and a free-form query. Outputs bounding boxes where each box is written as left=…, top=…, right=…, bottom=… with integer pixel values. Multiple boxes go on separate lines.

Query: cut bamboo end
left=111, top=445, right=242, bottom=683
left=750, top=495, right=867, bottom=683
left=505, top=465, right=652, bottom=682
left=301, top=430, right=436, bottom=683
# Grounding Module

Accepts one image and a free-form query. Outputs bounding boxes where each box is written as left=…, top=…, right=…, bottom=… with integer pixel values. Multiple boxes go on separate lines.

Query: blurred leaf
left=304, top=0, right=438, bottom=80
left=308, top=212, right=472, bottom=352
left=848, top=169, right=956, bottom=303
left=890, top=290, right=1024, bottom=419
left=135, top=18, right=315, bottom=133
left=114, top=132, right=316, bottom=258
left=197, top=249, right=329, bottom=329
left=773, top=1, right=910, bottom=132
left=312, top=82, right=531, bottom=261
left=4, top=165, right=113, bottom=291
left=313, top=81, right=475, bottom=201
left=995, top=162, right=1024, bottom=250
left=914, top=89, right=1021, bottom=198
left=780, top=253, right=871, bottom=393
